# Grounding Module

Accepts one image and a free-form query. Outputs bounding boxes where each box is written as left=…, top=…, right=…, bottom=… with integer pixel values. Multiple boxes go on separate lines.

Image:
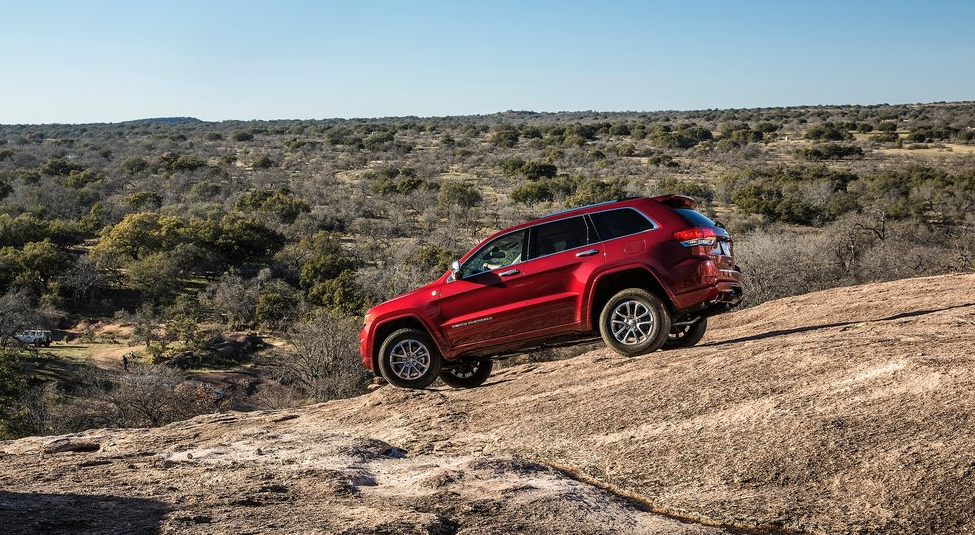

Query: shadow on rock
left=0, top=491, right=167, bottom=535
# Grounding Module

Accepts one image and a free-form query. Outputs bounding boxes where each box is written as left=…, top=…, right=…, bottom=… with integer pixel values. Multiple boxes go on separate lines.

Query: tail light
left=673, top=227, right=718, bottom=247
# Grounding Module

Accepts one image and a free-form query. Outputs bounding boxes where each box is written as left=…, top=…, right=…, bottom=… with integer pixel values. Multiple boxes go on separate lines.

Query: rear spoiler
left=650, top=194, right=696, bottom=209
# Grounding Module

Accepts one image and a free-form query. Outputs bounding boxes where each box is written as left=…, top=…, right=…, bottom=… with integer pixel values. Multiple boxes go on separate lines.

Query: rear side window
left=530, top=216, right=589, bottom=258
left=589, top=208, right=654, bottom=241
left=674, top=208, right=717, bottom=228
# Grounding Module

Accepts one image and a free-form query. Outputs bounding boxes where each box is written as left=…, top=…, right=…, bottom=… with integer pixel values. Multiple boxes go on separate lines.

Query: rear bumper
left=672, top=271, right=744, bottom=314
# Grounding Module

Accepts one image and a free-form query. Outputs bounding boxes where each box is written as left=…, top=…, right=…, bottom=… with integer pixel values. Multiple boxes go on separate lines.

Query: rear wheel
left=440, top=360, right=493, bottom=388
left=598, top=288, right=671, bottom=357
left=663, top=317, right=708, bottom=349
left=377, top=328, right=442, bottom=389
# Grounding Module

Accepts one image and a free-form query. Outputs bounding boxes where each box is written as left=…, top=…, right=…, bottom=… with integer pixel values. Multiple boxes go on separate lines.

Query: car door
left=521, top=215, right=604, bottom=331
left=437, top=229, right=532, bottom=349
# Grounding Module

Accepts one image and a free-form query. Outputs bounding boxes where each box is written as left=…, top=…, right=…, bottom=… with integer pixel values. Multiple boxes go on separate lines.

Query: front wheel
left=598, top=288, right=671, bottom=357
left=377, top=328, right=442, bottom=389
left=440, top=359, right=493, bottom=388
left=663, top=317, right=708, bottom=350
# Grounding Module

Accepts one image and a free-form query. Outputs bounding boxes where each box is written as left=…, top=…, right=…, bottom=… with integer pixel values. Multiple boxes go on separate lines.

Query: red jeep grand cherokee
left=359, top=195, right=743, bottom=389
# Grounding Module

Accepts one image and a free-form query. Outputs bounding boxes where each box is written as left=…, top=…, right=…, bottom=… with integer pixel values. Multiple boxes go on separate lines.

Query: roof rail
left=535, top=197, right=642, bottom=220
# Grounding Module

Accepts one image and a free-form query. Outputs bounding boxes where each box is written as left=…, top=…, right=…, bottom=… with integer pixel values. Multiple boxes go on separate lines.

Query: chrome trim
left=446, top=206, right=658, bottom=282
left=499, top=269, right=520, bottom=277
left=575, top=248, right=599, bottom=257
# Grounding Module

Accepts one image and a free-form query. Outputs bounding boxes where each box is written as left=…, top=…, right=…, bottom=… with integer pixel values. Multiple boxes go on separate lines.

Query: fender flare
left=583, top=264, right=676, bottom=331
left=370, top=312, right=449, bottom=370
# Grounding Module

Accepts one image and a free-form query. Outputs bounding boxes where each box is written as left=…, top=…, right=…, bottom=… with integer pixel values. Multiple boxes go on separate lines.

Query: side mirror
left=450, top=260, right=464, bottom=281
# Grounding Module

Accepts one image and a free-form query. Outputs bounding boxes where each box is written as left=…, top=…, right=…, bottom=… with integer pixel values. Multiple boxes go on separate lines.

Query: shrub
left=437, top=181, right=482, bottom=209
left=266, top=311, right=370, bottom=402
left=119, top=156, right=149, bottom=174
left=805, top=122, right=853, bottom=141
left=234, top=188, right=310, bottom=223
left=40, top=158, right=85, bottom=176
left=520, top=161, right=558, bottom=180
left=0, top=352, right=28, bottom=439
left=510, top=181, right=554, bottom=204
left=796, top=144, right=864, bottom=160
left=490, top=126, right=519, bottom=148
left=871, top=132, right=899, bottom=143
left=252, top=156, right=276, bottom=169
left=656, top=178, right=714, bottom=203
left=569, top=178, right=627, bottom=205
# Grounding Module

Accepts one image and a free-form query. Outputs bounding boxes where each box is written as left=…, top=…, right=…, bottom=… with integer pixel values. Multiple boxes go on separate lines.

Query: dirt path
left=3, top=273, right=974, bottom=534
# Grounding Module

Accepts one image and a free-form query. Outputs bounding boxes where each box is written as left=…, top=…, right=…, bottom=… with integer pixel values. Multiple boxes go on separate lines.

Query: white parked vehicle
left=15, top=329, right=53, bottom=347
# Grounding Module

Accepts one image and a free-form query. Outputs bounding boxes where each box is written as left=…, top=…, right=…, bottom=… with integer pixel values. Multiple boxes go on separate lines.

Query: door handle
left=498, top=269, right=520, bottom=277
left=575, top=249, right=599, bottom=257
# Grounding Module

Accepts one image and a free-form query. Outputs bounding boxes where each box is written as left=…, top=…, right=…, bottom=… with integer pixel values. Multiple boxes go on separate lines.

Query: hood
left=367, top=276, right=443, bottom=316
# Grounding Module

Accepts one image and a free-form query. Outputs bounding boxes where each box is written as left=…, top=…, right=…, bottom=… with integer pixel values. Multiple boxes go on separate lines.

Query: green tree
left=234, top=188, right=310, bottom=223
left=19, top=239, right=74, bottom=284
left=307, top=269, right=362, bottom=314
left=124, top=251, right=185, bottom=301
left=255, top=279, right=300, bottom=328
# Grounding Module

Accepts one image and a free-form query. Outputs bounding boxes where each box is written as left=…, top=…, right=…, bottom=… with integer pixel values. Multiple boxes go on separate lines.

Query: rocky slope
left=3, top=273, right=974, bottom=534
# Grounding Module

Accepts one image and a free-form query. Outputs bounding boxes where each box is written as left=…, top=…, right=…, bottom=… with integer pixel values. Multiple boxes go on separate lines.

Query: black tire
left=663, top=317, right=708, bottom=350
left=440, top=359, right=493, bottom=389
left=598, top=288, right=671, bottom=357
left=377, top=328, right=442, bottom=389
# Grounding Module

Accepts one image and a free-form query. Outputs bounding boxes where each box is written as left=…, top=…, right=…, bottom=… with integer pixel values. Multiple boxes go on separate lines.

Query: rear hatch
left=671, top=207, right=738, bottom=277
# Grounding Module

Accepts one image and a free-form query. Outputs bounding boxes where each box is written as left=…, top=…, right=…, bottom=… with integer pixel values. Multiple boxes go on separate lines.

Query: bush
left=510, top=181, right=554, bottom=204
left=656, top=178, right=714, bottom=203
left=265, top=312, right=370, bottom=402
left=520, top=161, right=558, bottom=180
left=437, top=181, right=482, bottom=209
left=0, top=352, right=28, bottom=439
left=871, top=132, right=900, bottom=143
left=490, top=126, right=519, bottom=148
left=40, top=158, right=84, bottom=176
left=796, top=143, right=864, bottom=160
left=252, top=156, right=276, bottom=169
left=569, top=178, right=627, bottom=205
left=119, top=156, right=149, bottom=174
left=720, top=166, right=858, bottom=225
left=234, top=188, right=310, bottom=223
left=805, top=122, right=853, bottom=141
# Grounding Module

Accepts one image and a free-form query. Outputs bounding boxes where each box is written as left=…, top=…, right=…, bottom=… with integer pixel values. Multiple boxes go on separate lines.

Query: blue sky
left=0, top=0, right=972, bottom=124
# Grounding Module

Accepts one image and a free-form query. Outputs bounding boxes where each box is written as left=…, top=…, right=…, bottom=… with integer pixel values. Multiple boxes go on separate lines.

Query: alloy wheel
left=388, top=339, right=431, bottom=380
left=610, top=300, right=654, bottom=345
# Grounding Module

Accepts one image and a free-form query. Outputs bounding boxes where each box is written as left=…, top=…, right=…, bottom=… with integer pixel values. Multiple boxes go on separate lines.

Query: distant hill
left=119, top=117, right=201, bottom=125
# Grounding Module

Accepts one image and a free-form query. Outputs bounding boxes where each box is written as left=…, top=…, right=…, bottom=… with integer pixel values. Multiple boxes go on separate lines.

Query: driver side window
left=462, top=230, right=525, bottom=276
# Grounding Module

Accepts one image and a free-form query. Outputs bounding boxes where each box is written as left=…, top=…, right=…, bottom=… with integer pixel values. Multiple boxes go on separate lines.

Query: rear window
left=589, top=208, right=654, bottom=241
left=674, top=208, right=717, bottom=228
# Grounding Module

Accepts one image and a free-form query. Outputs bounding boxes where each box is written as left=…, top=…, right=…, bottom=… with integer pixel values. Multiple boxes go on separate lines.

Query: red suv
left=359, top=195, right=743, bottom=389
